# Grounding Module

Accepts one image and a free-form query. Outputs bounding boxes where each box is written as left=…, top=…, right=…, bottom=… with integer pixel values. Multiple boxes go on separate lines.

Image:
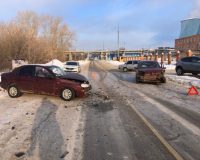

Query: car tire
left=61, top=88, right=75, bottom=101
left=8, top=85, right=21, bottom=98
left=176, top=67, right=184, bottom=76
left=123, top=67, right=128, bottom=72
left=161, top=77, right=166, bottom=83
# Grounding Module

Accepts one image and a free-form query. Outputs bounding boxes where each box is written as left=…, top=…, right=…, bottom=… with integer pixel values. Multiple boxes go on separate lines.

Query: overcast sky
left=0, top=0, right=199, bottom=51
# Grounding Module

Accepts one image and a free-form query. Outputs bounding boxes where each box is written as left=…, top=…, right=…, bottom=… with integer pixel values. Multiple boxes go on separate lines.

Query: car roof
left=65, top=61, right=79, bottom=63
left=182, top=56, right=200, bottom=59
left=16, top=64, right=59, bottom=69
left=127, top=60, right=140, bottom=62
left=139, top=60, right=158, bottom=63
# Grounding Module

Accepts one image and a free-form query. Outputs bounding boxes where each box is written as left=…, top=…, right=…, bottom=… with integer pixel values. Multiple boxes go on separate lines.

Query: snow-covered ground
left=106, top=60, right=176, bottom=70
left=79, top=60, right=89, bottom=65
left=0, top=72, right=3, bottom=83
left=167, top=75, right=200, bottom=89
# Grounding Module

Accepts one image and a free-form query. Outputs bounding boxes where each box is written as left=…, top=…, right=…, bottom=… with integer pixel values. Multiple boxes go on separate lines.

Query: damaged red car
left=0, top=65, right=91, bottom=101
left=135, top=61, right=166, bottom=83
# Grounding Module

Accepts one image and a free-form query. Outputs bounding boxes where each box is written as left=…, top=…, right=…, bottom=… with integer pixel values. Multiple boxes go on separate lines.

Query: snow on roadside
left=46, top=59, right=65, bottom=68
left=107, top=60, right=176, bottom=70
left=166, top=75, right=200, bottom=89
left=79, top=60, right=90, bottom=66
left=162, top=63, right=176, bottom=70
left=106, top=60, right=124, bottom=66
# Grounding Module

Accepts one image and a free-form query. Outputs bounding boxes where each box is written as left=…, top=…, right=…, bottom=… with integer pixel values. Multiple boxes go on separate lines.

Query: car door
left=191, top=57, right=200, bottom=72
left=34, top=66, right=55, bottom=95
left=133, top=61, right=139, bottom=70
left=181, top=57, right=192, bottom=71
left=126, top=61, right=133, bottom=70
left=16, top=66, right=35, bottom=93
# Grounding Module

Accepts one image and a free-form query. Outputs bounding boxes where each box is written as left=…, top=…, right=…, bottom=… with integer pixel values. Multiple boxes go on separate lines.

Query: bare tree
left=0, top=11, right=74, bottom=70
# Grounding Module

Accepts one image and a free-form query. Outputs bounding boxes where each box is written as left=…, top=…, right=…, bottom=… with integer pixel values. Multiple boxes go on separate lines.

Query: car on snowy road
left=118, top=60, right=140, bottom=72
left=135, top=61, right=166, bottom=83
left=176, top=56, right=200, bottom=76
left=0, top=65, right=91, bottom=101
left=64, top=61, right=81, bottom=73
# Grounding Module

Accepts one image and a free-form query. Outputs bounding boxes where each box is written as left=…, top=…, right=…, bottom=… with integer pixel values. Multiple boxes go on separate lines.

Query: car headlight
left=81, top=83, right=90, bottom=88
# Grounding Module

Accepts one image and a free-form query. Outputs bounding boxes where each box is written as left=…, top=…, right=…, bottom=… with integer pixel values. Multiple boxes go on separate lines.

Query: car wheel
left=8, top=85, right=21, bottom=98
left=61, top=88, right=75, bottom=101
left=192, top=73, right=198, bottom=76
left=176, top=67, right=184, bottom=76
left=161, top=77, right=166, bottom=83
left=123, top=67, right=128, bottom=72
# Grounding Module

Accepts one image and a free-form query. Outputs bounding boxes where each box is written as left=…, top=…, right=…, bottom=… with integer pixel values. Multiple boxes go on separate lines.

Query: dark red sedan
left=0, top=65, right=91, bottom=101
left=135, top=61, right=166, bottom=83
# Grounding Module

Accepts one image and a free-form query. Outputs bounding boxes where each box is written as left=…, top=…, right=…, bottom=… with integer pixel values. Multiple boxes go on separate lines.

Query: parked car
left=64, top=61, right=81, bottom=72
left=0, top=65, right=91, bottom=101
left=135, top=61, right=166, bottom=83
left=176, top=56, right=200, bottom=75
left=118, top=60, right=140, bottom=72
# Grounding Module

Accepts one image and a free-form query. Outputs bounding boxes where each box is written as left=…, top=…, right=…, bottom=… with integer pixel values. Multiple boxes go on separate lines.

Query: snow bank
left=107, top=60, right=124, bottom=66
left=167, top=75, right=200, bottom=89
left=79, top=60, right=90, bottom=66
left=107, top=60, right=176, bottom=70
left=162, top=64, right=176, bottom=70
left=46, top=59, right=64, bottom=68
left=0, top=72, right=3, bottom=83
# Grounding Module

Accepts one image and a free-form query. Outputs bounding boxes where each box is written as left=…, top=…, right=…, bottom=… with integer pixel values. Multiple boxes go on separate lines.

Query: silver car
left=176, top=56, right=200, bottom=75
left=64, top=61, right=81, bottom=73
left=118, top=60, right=140, bottom=72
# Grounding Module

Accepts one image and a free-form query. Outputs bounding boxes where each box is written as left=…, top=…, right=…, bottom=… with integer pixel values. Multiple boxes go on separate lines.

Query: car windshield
left=139, top=61, right=160, bottom=68
left=66, top=62, right=78, bottom=65
left=47, top=66, right=65, bottom=77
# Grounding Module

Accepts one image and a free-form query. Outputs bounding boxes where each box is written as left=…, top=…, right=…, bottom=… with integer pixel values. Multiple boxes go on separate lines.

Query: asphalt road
left=78, top=60, right=200, bottom=160
left=79, top=61, right=175, bottom=160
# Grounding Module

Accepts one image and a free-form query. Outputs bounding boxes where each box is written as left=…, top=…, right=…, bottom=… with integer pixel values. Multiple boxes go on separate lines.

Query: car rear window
left=66, top=62, right=78, bottom=65
left=139, top=61, right=160, bottom=68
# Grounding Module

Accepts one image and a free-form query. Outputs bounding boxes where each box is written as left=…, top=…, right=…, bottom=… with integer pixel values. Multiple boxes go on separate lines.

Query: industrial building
left=175, top=18, right=200, bottom=54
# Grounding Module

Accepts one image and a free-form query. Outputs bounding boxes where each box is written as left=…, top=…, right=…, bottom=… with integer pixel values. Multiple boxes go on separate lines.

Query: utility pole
left=117, top=24, right=120, bottom=59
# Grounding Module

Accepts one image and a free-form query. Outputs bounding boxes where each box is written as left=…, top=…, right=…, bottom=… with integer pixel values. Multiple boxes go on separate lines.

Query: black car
left=176, top=56, right=200, bottom=75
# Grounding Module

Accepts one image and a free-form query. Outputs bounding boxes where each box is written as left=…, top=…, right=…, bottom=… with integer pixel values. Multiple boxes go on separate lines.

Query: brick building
left=175, top=18, right=200, bottom=55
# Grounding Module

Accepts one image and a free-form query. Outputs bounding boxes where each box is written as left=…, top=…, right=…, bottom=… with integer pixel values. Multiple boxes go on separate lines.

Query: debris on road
left=60, top=151, right=69, bottom=158
left=15, top=152, right=25, bottom=157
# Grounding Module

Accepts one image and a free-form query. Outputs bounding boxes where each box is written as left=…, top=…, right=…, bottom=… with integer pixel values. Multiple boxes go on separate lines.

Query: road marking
left=126, top=99, right=184, bottom=160
left=135, top=91, right=200, bottom=136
